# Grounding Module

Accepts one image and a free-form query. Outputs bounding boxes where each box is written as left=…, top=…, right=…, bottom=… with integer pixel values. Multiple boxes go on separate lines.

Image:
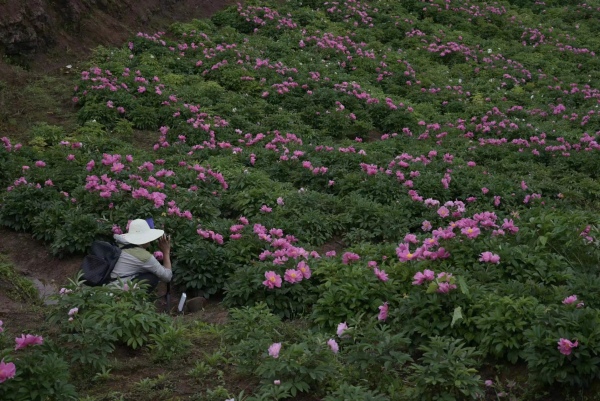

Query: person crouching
left=111, top=219, right=172, bottom=291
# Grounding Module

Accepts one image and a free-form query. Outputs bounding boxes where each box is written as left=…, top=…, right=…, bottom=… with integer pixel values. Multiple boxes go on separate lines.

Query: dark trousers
left=132, top=272, right=160, bottom=292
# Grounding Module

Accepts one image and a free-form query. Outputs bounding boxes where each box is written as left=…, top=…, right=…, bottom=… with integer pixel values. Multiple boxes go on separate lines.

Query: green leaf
left=426, top=282, right=438, bottom=294
left=458, top=276, right=470, bottom=297
left=451, top=306, right=463, bottom=328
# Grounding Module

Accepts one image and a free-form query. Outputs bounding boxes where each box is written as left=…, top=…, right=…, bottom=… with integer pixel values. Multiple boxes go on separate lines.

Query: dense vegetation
left=2, top=0, right=600, bottom=399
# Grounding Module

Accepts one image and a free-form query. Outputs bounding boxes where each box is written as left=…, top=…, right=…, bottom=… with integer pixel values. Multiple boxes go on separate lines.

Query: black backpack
left=81, top=241, right=137, bottom=286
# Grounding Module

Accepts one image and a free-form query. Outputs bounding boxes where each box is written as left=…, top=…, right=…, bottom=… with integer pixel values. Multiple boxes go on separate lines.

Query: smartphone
left=145, top=217, right=155, bottom=229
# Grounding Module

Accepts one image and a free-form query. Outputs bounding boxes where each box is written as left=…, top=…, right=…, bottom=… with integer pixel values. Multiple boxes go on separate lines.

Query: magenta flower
left=397, top=247, right=416, bottom=262
left=327, top=339, right=339, bottom=354
left=404, top=233, right=419, bottom=243
left=15, top=334, right=44, bottom=350
left=412, top=269, right=435, bottom=285
left=479, top=252, right=500, bottom=264
left=268, top=342, right=282, bottom=358
left=297, top=261, right=312, bottom=279
left=0, top=359, right=16, bottom=383
left=337, top=322, right=348, bottom=337
left=276, top=197, right=285, bottom=205
left=284, top=269, right=303, bottom=284
left=436, top=282, right=448, bottom=293
left=154, top=251, right=164, bottom=261
left=342, top=252, right=360, bottom=265
left=422, top=220, right=432, bottom=231
left=262, top=271, right=282, bottom=289
left=35, top=160, right=46, bottom=168
left=484, top=380, right=493, bottom=387
left=502, top=219, right=519, bottom=234
left=437, top=206, right=450, bottom=218
left=378, top=302, right=389, bottom=321
left=374, top=268, right=389, bottom=282
left=260, top=205, right=273, bottom=213
left=562, top=295, right=578, bottom=305
left=0, top=320, right=3, bottom=333
left=461, top=226, right=481, bottom=239
left=557, top=338, right=579, bottom=356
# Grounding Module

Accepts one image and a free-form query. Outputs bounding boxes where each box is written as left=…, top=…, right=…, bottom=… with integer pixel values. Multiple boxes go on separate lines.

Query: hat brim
left=121, top=229, right=164, bottom=245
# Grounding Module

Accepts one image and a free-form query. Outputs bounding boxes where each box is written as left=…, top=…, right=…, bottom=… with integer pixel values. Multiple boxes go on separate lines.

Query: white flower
left=487, top=49, right=492, bottom=54
left=66, top=65, right=72, bottom=69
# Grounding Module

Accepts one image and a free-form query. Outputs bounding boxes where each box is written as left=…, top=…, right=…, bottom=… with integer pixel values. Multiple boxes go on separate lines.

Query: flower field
left=2, top=0, right=600, bottom=399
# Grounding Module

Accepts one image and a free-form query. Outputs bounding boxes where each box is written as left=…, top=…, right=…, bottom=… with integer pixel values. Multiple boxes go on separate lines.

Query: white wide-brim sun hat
left=121, top=219, right=164, bottom=245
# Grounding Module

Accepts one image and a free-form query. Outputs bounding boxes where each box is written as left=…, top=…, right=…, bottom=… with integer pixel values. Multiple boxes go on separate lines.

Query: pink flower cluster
left=479, top=251, right=500, bottom=264
left=412, top=270, right=457, bottom=293
left=197, top=228, right=224, bottom=244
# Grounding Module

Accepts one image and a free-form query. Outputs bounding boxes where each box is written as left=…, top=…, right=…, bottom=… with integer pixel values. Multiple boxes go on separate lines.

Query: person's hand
left=158, top=234, right=171, bottom=254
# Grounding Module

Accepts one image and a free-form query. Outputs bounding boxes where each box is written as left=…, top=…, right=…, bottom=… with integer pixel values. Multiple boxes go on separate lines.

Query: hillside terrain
left=1, top=0, right=600, bottom=400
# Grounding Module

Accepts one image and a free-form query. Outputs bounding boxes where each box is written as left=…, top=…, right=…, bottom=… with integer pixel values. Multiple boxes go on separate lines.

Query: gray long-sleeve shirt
left=110, top=234, right=172, bottom=282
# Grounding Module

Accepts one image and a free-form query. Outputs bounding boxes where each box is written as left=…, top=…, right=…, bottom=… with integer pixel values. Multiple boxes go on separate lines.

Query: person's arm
left=158, top=234, right=172, bottom=270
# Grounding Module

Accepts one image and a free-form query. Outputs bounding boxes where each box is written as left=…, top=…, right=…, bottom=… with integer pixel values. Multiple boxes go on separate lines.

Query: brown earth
left=0, top=0, right=229, bottom=64
left=0, top=0, right=233, bottom=140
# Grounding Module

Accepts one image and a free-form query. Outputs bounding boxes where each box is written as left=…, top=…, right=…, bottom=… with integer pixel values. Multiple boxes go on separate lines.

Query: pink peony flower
left=284, top=269, right=303, bottom=284
left=68, top=307, right=78, bottom=316
left=263, top=271, right=282, bottom=289
left=325, top=250, right=336, bottom=257
left=374, top=268, right=389, bottom=282
left=378, top=302, right=389, bottom=321
left=337, top=322, right=348, bottom=337
left=297, top=261, right=311, bottom=279
left=327, top=339, right=339, bottom=354
left=15, top=334, right=44, bottom=350
left=479, top=252, right=500, bottom=264
left=437, top=206, right=450, bottom=218
left=268, top=342, right=282, bottom=358
left=461, top=226, right=481, bottom=239
left=0, top=359, right=16, bottom=383
left=412, top=269, right=436, bottom=285
left=0, top=320, right=3, bottom=333
left=154, top=251, right=164, bottom=261
left=342, top=252, right=360, bottom=265
left=562, top=295, right=577, bottom=305
left=557, top=338, right=578, bottom=356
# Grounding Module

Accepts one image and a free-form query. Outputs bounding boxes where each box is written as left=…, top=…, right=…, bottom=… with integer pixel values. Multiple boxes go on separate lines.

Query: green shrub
left=404, top=336, right=484, bottom=400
